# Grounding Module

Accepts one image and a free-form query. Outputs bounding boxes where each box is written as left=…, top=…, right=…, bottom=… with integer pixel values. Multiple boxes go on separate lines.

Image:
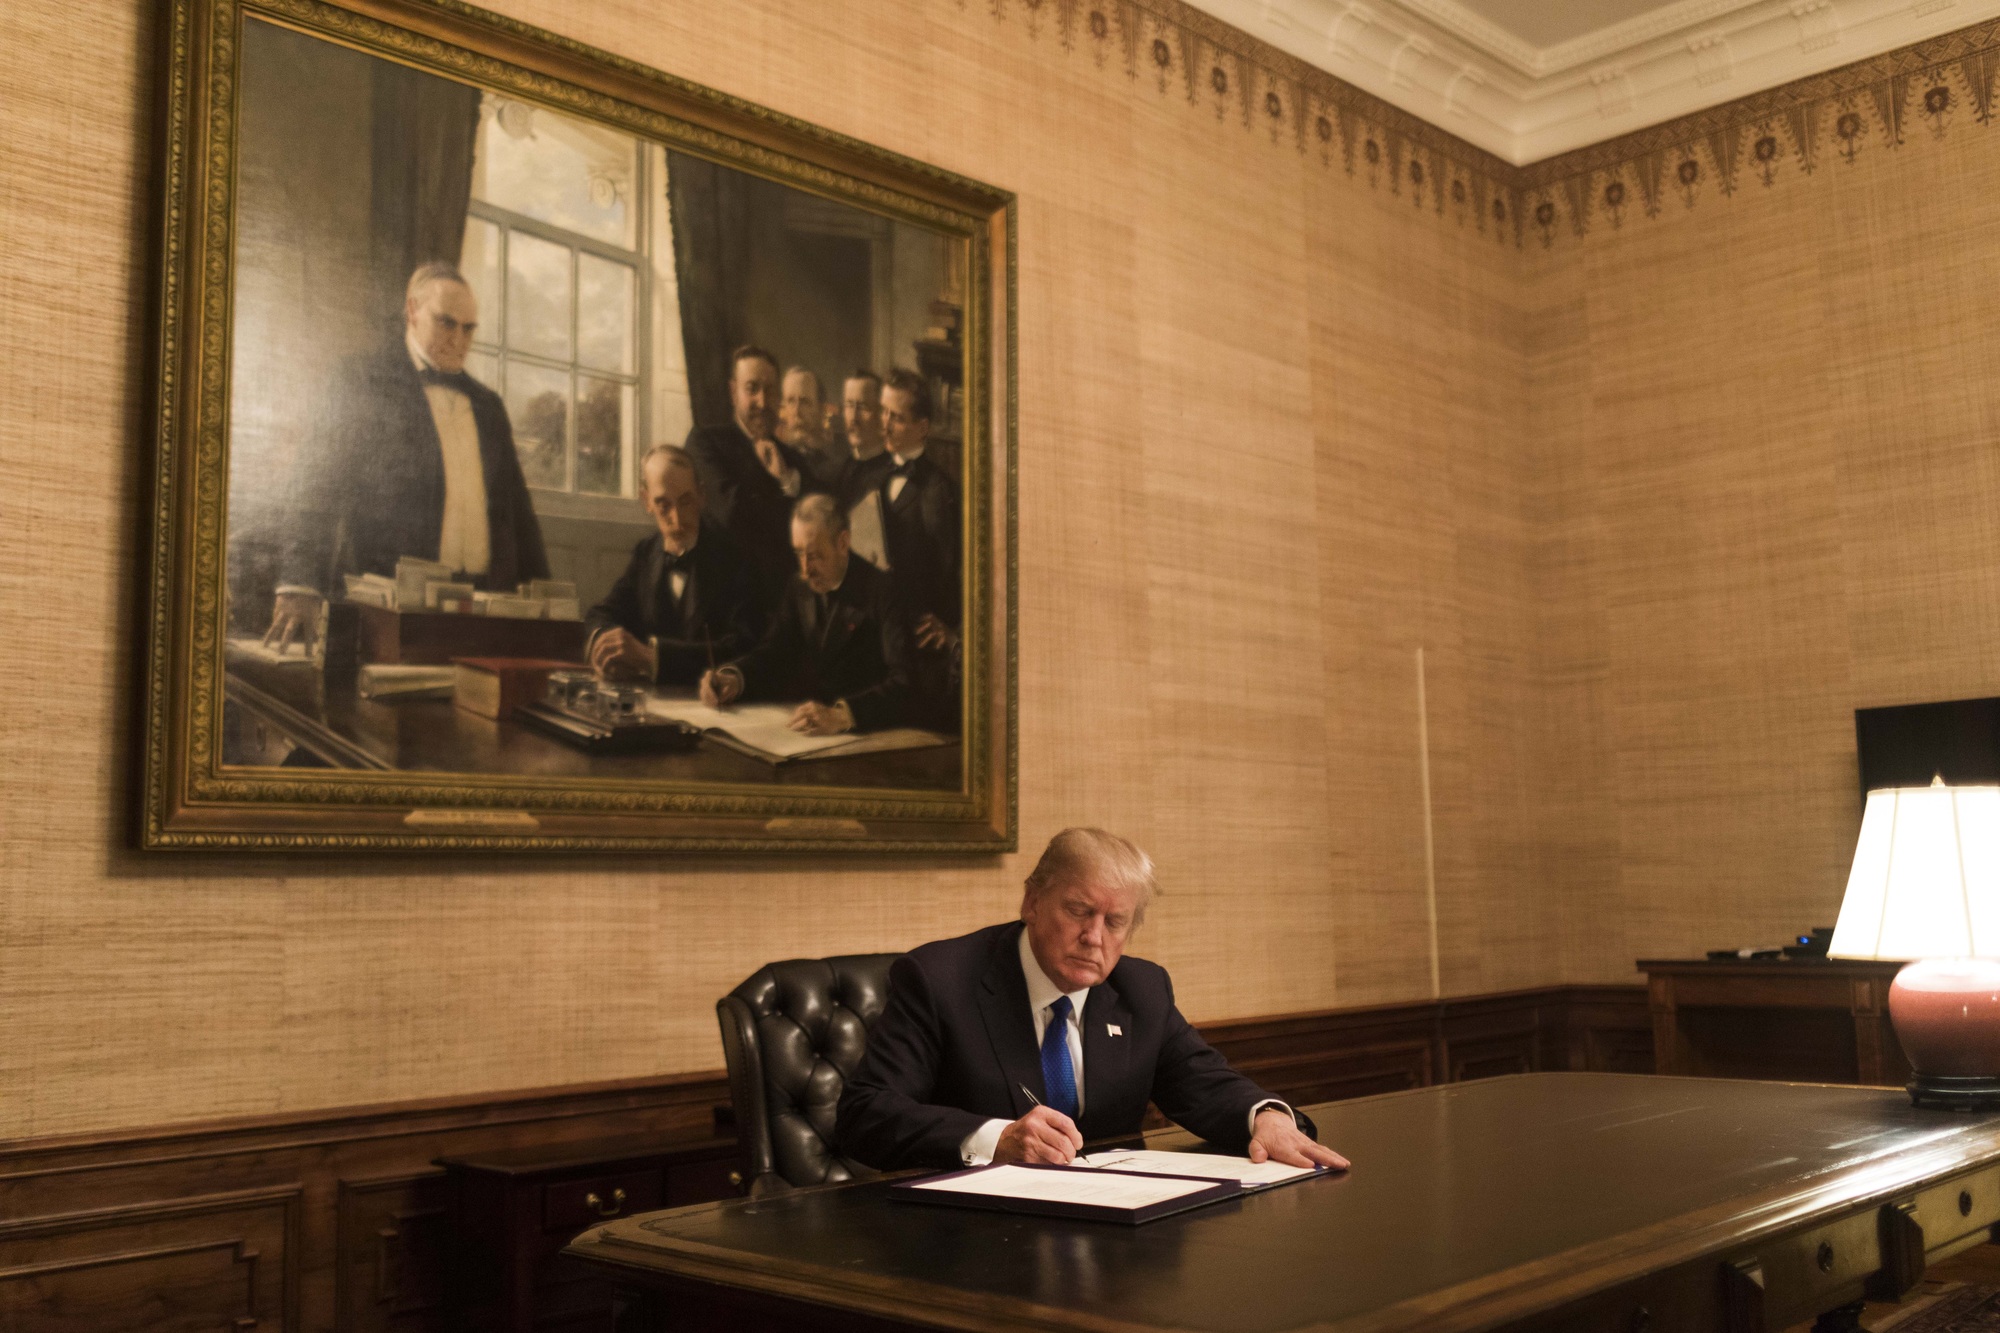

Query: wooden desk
left=1640, top=958, right=1910, bottom=1086
left=565, top=1073, right=2000, bottom=1332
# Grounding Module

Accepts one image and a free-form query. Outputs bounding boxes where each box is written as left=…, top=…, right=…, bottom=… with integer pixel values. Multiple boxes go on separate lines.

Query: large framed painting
left=140, top=0, right=1015, bottom=851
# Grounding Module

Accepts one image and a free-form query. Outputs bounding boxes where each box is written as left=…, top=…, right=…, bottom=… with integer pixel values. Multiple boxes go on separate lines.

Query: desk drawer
left=543, top=1169, right=662, bottom=1234
left=666, top=1154, right=742, bottom=1207
left=1730, top=1164, right=2000, bottom=1330
left=1908, top=1162, right=2000, bottom=1257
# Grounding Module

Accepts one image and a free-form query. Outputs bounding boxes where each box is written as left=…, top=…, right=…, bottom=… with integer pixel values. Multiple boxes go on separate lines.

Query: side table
left=437, top=1131, right=740, bottom=1332
left=1639, top=957, right=1911, bottom=1086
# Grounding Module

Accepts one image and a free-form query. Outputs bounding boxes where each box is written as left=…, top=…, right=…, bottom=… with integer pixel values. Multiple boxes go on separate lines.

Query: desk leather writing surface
left=589, top=1073, right=2000, bottom=1333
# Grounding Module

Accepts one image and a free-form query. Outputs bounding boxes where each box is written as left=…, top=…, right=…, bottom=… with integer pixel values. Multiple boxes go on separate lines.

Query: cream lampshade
left=1829, top=778, right=2000, bottom=1109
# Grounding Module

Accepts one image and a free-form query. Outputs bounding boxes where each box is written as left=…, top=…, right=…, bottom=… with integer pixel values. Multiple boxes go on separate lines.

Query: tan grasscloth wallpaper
left=2, top=0, right=1998, bottom=1142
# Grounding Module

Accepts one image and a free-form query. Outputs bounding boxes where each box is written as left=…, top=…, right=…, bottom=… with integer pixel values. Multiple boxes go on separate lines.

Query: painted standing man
left=684, top=346, right=822, bottom=603
left=267, top=261, right=547, bottom=650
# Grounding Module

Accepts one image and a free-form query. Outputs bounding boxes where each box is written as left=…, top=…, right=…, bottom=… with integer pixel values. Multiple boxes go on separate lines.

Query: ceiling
left=1184, top=0, right=2000, bottom=164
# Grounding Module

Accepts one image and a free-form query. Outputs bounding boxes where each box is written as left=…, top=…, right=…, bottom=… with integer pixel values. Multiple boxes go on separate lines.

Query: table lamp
left=1829, top=778, right=2000, bottom=1109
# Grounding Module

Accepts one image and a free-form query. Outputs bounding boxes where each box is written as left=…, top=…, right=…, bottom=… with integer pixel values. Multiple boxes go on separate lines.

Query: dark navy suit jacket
left=683, top=422, right=822, bottom=603
left=835, top=921, right=1288, bottom=1171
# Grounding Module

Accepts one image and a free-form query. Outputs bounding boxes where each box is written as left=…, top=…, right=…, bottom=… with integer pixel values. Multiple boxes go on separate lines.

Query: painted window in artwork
left=462, top=97, right=646, bottom=498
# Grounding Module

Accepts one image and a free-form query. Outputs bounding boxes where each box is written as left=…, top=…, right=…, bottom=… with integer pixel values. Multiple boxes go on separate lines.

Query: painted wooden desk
left=221, top=660, right=961, bottom=789
left=565, top=1072, right=2000, bottom=1333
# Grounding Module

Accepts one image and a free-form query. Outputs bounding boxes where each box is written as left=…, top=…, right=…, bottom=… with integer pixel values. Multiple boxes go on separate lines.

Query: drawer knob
left=1962, top=1190, right=1975, bottom=1217
left=585, top=1188, right=627, bottom=1218
left=1817, top=1241, right=1835, bottom=1273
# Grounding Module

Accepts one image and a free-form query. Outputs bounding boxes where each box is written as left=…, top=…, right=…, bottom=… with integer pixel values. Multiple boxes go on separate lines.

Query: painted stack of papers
left=339, top=561, right=582, bottom=621
left=642, top=696, right=953, bottom=764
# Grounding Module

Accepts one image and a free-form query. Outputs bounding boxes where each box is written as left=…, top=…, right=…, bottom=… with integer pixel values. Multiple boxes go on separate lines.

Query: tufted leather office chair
left=716, top=953, right=902, bottom=1198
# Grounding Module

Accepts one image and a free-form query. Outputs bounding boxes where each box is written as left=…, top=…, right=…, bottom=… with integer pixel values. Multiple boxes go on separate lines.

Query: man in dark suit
left=699, top=494, right=911, bottom=735
left=836, top=829, right=1348, bottom=1172
left=876, top=369, right=960, bottom=633
left=584, top=445, right=763, bottom=688
left=684, top=346, right=822, bottom=603
left=875, top=368, right=961, bottom=731
left=266, top=261, right=548, bottom=650
left=827, top=368, right=894, bottom=509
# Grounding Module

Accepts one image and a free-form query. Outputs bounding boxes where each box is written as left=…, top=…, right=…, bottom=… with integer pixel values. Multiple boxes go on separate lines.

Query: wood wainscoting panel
left=1197, top=985, right=1650, bottom=1110
left=1560, top=986, right=1660, bottom=1075
left=0, top=1186, right=299, bottom=1332
left=1438, top=992, right=1547, bottom=1083
left=334, top=1173, right=449, bottom=1333
left=0, top=1073, right=731, bottom=1333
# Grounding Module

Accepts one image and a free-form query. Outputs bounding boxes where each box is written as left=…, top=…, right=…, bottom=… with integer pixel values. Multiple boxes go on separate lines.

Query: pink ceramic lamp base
left=1890, top=957, right=2000, bottom=1110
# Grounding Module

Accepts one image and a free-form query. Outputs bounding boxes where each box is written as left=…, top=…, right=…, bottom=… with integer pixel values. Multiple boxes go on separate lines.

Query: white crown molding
left=1205, top=0, right=2000, bottom=164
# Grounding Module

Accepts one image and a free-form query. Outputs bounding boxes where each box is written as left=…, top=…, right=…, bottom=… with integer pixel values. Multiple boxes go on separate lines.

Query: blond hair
left=1023, top=828, right=1158, bottom=924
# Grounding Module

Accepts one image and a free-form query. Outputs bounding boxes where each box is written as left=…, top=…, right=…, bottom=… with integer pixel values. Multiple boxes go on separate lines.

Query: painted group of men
left=269, top=262, right=961, bottom=738
left=585, top=344, right=961, bottom=736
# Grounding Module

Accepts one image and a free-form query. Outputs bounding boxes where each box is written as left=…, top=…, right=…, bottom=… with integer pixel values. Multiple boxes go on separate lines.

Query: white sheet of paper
left=810, top=727, right=952, bottom=758
left=1077, top=1150, right=1318, bottom=1188
left=643, top=697, right=954, bottom=761
left=226, top=636, right=320, bottom=666
left=642, top=697, right=864, bottom=759
left=911, top=1165, right=1217, bottom=1209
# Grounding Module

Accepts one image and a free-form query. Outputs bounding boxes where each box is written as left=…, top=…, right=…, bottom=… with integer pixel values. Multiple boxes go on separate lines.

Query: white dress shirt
left=407, top=331, right=489, bottom=577
left=956, top=930, right=1291, bottom=1165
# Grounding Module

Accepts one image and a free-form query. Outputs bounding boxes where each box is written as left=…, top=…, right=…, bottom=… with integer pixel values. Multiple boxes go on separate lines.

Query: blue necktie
left=1040, top=995, right=1079, bottom=1121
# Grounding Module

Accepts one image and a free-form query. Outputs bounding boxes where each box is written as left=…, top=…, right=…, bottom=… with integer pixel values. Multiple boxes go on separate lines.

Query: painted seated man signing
left=698, top=494, right=912, bottom=736
left=584, top=444, right=763, bottom=687
left=836, top=828, right=1350, bottom=1171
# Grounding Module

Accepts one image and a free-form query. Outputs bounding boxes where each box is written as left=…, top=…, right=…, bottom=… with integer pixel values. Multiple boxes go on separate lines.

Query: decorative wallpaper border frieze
left=966, top=0, right=1525, bottom=245
left=966, top=0, right=2000, bottom=248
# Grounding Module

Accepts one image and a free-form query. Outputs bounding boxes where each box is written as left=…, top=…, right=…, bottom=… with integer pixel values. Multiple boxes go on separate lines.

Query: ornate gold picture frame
left=141, top=0, right=1015, bottom=851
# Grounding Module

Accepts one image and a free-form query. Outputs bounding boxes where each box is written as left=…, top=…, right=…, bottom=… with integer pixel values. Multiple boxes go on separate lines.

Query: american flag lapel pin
left=1107, top=1023, right=1123, bottom=1036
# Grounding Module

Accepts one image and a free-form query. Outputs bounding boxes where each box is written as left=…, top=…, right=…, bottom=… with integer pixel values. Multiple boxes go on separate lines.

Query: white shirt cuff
left=959, top=1118, right=1009, bottom=1166
left=1248, top=1099, right=1292, bottom=1137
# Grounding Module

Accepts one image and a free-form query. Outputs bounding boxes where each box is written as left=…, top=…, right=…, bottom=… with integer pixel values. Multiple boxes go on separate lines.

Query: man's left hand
left=913, top=613, right=958, bottom=653
left=589, top=628, right=655, bottom=680
left=1248, top=1108, right=1348, bottom=1170
left=789, top=701, right=854, bottom=735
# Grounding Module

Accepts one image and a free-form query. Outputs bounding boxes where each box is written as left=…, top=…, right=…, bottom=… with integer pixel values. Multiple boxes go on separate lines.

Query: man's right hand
left=993, top=1107, right=1085, bottom=1165
left=699, top=666, right=743, bottom=708
left=752, top=436, right=788, bottom=481
left=263, top=590, right=323, bottom=654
